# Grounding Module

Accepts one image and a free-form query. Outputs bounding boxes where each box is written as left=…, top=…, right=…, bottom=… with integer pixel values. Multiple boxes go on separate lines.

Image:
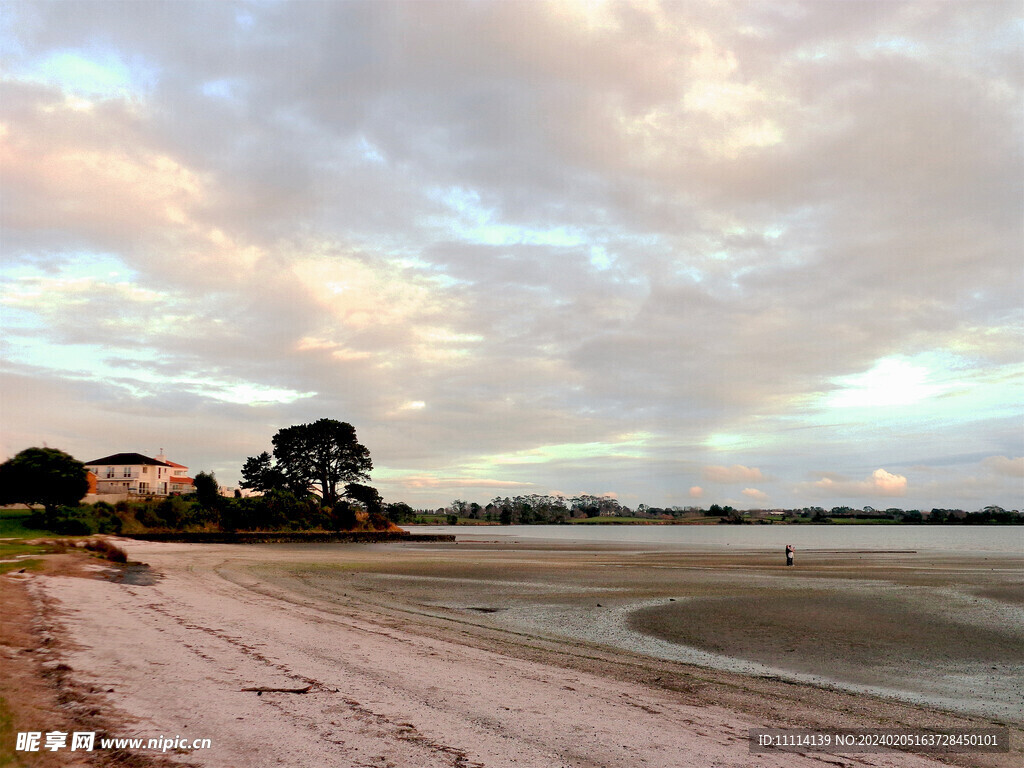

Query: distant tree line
left=423, top=497, right=1023, bottom=526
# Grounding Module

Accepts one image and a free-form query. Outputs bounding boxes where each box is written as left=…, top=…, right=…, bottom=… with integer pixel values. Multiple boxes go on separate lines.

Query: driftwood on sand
left=241, top=685, right=313, bottom=694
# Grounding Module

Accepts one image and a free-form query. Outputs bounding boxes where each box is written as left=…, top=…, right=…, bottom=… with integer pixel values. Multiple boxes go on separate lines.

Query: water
left=409, top=523, right=1024, bottom=554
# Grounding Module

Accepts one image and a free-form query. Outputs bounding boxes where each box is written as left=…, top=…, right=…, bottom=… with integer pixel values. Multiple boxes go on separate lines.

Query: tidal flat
left=263, top=531, right=1024, bottom=724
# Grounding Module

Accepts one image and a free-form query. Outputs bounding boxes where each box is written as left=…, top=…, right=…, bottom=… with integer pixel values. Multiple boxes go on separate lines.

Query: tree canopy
left=193, top=471, right=220, bottom=509
left=0, top=447, right=89, bottom=515
left=344, top=482, right=383, bottom=514
left=244, top=419, right=372, bottom=507
left=239, top=451, right=289, bottom=494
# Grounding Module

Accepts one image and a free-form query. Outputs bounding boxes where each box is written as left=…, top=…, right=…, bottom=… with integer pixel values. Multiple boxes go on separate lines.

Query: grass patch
left=570, top=515, right=662, bottom=524
left=411, top=514, right=460, bottom=524
left=0, top=530, right=52, bottom=574
left=0, top=542, right=48, bottom=558
left=828, top=517, right=903, bottom=525
left=0, top=508, right=52, bottom=540
left=0, top=559, right=44, bottom=576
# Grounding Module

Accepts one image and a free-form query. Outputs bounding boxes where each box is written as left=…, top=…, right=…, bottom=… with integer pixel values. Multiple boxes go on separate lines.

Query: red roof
left=164, top=460, right=188, bottom=468
left=169, top=477, right=194, bottom=485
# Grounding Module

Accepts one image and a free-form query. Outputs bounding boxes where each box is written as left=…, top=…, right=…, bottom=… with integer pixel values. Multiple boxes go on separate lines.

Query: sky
left=1, top=0, right=1021, bottom=511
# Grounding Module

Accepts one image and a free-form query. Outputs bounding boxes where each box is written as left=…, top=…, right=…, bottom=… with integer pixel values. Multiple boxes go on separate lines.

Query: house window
left=143, top=465, right=149, bottom=474
left=123, top=467, right=132, bottom=478
left=138, top=482, right=149, bottom=494
left=106, top=467, right=115, bottom=478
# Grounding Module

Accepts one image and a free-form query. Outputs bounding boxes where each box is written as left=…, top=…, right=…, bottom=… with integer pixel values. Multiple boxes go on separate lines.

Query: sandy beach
left=9, top=535, right=1023, bottom=767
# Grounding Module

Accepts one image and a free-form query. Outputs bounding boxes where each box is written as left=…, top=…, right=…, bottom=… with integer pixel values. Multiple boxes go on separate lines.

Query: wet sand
left=273, top=539, right=1024, bottom=723
left=21, top=537, right=1024, bottom=767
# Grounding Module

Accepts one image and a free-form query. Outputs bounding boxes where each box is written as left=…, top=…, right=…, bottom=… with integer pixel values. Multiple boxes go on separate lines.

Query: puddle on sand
left=102, top=563, right=160, bottom=586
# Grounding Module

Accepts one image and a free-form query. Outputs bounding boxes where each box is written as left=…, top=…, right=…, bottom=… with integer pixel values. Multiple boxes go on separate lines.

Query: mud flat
left=16, top=537, right=1024, bottom=767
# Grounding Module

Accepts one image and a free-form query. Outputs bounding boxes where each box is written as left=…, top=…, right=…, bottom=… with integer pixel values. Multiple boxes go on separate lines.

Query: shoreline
left=119, top=531, right=456, bottom=543
left=7, top=539, right=1022, bottom=767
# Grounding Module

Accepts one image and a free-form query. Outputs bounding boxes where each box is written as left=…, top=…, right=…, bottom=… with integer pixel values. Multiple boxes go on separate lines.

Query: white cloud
left=398, top=476, right=534, bottom=490
left=983, top=456, right=1024, bottom=478
left=827, top=358, right=950, bottom=408
left=702, top=464, right=764, bottom=483
left=799, top=469, right=909, bottom=499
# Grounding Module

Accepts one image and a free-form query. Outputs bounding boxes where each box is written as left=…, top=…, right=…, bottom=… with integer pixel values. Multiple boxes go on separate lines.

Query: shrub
left=330, top=501, right=358, bottom=531
left=33, top=503, right=122, bottom=536
left=85, top=538, right=128, bottom=563
left=156, top=495, right=192, bottom=528
left=54, top=515, right=98, bottom=535
left=134, top=504, right=164, bottom=529
left=368, top=511, right=396, bottom=531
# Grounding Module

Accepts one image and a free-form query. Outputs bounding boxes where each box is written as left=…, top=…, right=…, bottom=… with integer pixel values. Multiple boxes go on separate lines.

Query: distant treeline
left=397, top=495, right=1023, bottom=525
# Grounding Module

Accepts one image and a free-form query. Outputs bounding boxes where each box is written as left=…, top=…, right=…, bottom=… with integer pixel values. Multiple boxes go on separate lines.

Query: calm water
left=410, top=523, right=1024, bottom=554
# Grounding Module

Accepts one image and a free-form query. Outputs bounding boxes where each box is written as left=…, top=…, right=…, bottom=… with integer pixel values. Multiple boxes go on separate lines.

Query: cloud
left=742, top=488, right=768, bottom=503
left=983, top=456, right=1024, bottom=478
left=800, top=469, right=909, bottom=499
left=397, top=476, right=535, bottom=490
left=689, top=486, right=704, bottom=499
left=702, top=465, right=765, bottom=483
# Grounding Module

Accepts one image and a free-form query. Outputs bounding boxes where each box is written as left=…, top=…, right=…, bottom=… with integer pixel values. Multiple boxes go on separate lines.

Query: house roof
left=164, top=460, right=187, bottom=468
left=84, top=452, right=172, bottom=467
left=169, top=477, right=194, bottom=485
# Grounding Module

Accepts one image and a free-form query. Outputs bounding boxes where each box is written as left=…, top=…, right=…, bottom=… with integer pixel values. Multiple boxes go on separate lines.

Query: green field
left=408, top=514, right=495, bottom=525
left=570, top=515, right=664, bottom=524
left=0, top=509, right=55, bottom=574
left=822, top=517, right=903, bottom=525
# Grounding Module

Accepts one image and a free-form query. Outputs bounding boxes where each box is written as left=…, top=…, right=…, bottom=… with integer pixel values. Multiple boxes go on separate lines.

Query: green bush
left=330, top=501, right=358, bottom=531
left=134, top=504, right=164, bottom=528
left=53, top=515, right=97, bottom=535
left=157, top=495, right=192, bottom=528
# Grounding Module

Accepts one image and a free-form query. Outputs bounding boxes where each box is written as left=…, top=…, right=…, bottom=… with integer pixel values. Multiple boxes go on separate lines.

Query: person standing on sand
left=786, top=544, right=794, bottom=566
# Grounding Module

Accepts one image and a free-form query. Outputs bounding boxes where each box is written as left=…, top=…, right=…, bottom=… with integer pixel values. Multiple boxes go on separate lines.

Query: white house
left=83, top=452, right=193, bottom=497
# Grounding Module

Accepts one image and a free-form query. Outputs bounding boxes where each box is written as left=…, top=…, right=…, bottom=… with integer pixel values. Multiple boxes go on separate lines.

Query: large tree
left=344, top=482, right=383, bottom=514
left=239, top=451, right=289, bottom=494
left=0, top=447, right=89, bottom=516
left=193, top=471, right=221, bottom=510
left=251, top=419, right=371, bottom=507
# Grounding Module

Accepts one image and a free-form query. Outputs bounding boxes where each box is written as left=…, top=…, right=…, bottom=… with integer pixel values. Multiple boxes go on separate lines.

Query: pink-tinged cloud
left=400, top=476, right=534, bottom=490
left=689, top=486, right=704, bottom=499
left=702, top=464, right=764, bottom=483
left=800, top=468, right=908, bottom=499
left=742, top=488, right=768, bottom=502
left=982, top=456, right=1024, bottom=478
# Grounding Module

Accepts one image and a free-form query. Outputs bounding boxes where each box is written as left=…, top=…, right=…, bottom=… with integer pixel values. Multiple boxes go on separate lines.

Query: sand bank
left=18, top=538, right=1024, bottom=767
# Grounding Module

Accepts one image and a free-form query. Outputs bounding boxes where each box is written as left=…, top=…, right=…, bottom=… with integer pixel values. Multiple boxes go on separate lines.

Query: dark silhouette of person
left=786, top=544, right=795, bottom=566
